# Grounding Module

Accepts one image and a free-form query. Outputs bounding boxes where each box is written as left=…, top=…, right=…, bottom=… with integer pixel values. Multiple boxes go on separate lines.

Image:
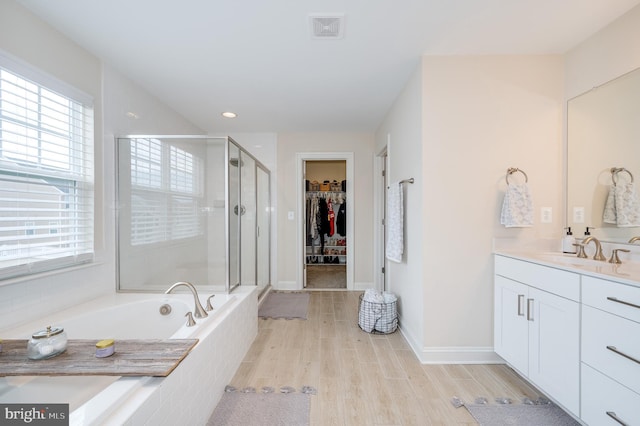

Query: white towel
left=613, top=182, right=640, bottom=227
left=500, top=183, right=533, bottom=228
left=603, top=184, right=617, bottom=224
left=386, top=183, right=403, bottom=263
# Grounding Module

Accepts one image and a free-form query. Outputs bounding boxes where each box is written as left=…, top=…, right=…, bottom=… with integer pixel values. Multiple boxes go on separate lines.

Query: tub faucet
left=164, top=281, right=208, bottom=318
left=629, top=236, right=640, bottom=244
left=582, top=236, right=606, bottom=261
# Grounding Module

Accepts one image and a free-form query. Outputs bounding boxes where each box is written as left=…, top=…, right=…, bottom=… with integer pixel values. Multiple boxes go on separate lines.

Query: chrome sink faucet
left=629, top=236, right=640, bottom=244
left=582, top=236, right=606, bottom=261
left=165, top=281, right=208, bottom=318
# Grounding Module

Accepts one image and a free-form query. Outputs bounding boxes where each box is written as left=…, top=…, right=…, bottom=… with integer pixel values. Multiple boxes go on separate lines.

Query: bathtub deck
left=0, top=339, right=198, bottom=377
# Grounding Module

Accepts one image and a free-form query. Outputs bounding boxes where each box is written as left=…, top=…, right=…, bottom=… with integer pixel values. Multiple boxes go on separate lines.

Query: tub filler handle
left=164, top=281, right=208, bottom=319
left=185, top=311, right=196, bottom=327
left=206, top=295, right=215, bottom=311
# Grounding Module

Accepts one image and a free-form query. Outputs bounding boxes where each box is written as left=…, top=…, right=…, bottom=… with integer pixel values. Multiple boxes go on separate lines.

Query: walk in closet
left=304, top=160, right=347, bottom=289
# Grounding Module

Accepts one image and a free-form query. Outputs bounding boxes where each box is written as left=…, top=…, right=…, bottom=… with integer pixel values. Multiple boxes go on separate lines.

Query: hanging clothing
left=327, top=198, right=335, bottom=237
left=317, top=197, right=330, bottom=236
left=309, top=194, right=319, bottom=239
left=336, top=201, right=346, bottom=236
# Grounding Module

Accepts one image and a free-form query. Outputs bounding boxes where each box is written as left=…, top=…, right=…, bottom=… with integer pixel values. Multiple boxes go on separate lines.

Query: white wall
left=0, top=0, right=109, bottom=328
left=421, top=55, right=564, bottom=362
left=565, top=4, right=640, bottom=100
left=276, top=133, right=375, bottom=289
left=375, top=65, right=425, bottom=356
left=376, top=55, right=564, bottom=362
left=0, top=1, right=205, bottom=329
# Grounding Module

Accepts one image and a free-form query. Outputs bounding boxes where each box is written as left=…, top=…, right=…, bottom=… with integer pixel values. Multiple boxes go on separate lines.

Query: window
left=0, top=55, right=94, bottom=280
left=129, top=138, right=202, bottom=245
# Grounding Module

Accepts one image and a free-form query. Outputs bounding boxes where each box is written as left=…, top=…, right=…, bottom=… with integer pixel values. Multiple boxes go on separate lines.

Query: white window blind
left=130, top=138, right=202, bottom=245
left=0, top=60, right=94, bottom=280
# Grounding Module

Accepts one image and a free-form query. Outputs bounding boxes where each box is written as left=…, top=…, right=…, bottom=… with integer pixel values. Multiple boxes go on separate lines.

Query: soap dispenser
left=562, top=227, right=577, bottom=254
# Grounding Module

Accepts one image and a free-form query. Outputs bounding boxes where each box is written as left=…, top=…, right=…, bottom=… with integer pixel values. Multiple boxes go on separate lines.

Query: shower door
left=228, top=142, right=241, bottom=292
left=256, top=165, right=271, bottom=293
left=240, top=152, right=256, bottom=286
left=116, top=135, right=270, bottom=294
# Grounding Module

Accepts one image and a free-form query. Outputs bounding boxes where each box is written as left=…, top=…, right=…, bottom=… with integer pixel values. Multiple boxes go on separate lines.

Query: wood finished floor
left=230, top=291, right=543, bottom=425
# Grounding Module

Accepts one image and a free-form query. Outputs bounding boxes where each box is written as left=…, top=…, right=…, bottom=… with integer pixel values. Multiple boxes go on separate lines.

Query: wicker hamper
left=358, top=294, right=398, bottom=334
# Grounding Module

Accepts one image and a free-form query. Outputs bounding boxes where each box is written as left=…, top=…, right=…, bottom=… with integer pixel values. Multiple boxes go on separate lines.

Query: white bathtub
left=0, top=287, right=258, bottom=425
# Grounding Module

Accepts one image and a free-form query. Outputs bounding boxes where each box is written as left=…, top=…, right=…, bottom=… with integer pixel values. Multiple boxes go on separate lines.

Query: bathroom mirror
left=567, top=67, right=640, bottom=244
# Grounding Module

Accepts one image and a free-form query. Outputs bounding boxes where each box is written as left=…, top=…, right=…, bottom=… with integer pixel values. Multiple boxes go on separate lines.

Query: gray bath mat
left=207, top=392, right=310, bottom=426
left=465, top=403, right=580, bottom=426
left=258, top=291, right=310, bottom=319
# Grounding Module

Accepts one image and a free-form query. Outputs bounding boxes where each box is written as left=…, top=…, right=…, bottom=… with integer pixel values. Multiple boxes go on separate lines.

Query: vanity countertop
left=494, top=249, right=640, bottom=288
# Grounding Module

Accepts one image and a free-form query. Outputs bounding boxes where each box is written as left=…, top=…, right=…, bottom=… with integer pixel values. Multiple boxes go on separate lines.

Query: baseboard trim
left=275, top=281, right=299, bottom=291
left=275, top=281, right=374, bottom=291
left=399, top=326, right=503, bottom=364
left=353, top=281, right=374, bottom=291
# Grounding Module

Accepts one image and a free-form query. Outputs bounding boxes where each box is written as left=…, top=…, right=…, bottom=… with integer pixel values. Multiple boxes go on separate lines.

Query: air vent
left=309, top=14, right=344, bottom=39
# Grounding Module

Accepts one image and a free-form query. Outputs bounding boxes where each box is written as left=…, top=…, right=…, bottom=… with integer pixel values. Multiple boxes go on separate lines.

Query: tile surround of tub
left=96, top=287, right=259, bottom=425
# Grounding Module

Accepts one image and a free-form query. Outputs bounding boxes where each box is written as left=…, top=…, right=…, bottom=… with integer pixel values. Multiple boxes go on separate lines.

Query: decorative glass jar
left=27, top=326, right=67, bottom=360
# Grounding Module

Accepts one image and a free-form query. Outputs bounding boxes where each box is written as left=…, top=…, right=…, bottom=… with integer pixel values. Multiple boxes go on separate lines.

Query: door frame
left=296, top=152, right=354, bottom=290
left=374, top=145, right=388, bottom=292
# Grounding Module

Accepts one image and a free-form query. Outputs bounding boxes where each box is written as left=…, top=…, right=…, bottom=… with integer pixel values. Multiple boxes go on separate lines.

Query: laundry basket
left=358, top=294, right=398, bottom=334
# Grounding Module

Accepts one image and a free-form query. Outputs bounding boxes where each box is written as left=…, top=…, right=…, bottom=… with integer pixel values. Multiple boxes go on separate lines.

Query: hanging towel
left=613, top=182, right=640, bottom=227
left=500, top=183, right=533, bottom=227
left=603, top=184, right=617, bottom=224
left=386, top=182, right=404, bottom=263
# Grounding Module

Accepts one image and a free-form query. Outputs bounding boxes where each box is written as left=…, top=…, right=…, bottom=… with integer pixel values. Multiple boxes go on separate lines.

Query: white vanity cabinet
left=494, top=255, right=581, bottom=415
left=581, top=276, right=640, bottom=426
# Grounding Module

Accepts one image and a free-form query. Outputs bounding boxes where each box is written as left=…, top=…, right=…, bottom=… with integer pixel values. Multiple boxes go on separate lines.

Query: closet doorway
left=296, top=153, right=354, bottom=290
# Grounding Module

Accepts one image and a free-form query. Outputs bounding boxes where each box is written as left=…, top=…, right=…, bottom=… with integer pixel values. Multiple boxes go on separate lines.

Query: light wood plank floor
left=230, top=291, right=543, bottom=425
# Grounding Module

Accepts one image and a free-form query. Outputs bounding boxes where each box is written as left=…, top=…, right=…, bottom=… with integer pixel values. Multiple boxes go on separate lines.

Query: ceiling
left=16, top=0, right=640, bottom=133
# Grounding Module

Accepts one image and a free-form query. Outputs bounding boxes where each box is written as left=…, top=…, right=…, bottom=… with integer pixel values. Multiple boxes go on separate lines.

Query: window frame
left=0, top=51, right=95, bottom=281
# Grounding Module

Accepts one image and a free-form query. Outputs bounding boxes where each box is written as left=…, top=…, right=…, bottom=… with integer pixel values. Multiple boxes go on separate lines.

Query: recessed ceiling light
left=221, top=112, right=237, bottom=119
left=126, top=111, right=139, bottom=119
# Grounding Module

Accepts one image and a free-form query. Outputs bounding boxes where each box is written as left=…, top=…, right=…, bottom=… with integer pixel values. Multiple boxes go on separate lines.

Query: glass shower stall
left=116, top=135, right=270, bottom=294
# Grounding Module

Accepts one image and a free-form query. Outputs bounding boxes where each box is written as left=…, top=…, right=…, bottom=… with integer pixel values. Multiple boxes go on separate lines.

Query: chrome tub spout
left=164, top=281, right=208, bottom=318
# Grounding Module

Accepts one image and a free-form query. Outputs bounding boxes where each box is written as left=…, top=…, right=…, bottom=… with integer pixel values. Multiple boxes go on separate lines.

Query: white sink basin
left=530, top=252, right=606, bottom=268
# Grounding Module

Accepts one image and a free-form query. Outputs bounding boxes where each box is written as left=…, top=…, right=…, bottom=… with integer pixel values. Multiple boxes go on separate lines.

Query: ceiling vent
left=309, top=14, right=344, bottom=39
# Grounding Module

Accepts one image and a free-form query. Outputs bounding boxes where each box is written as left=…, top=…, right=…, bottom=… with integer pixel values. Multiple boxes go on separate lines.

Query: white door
left=494, top=275, right=529, bottom=375
left=528, top=287, right=580, bottom=414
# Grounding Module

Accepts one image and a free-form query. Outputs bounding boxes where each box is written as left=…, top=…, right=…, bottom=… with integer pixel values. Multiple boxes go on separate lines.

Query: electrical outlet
left=573, top=207, right=585, bottom=223
left=541, top=207, right=552, bottom=223
left=287, top=211, right=295, bottom=220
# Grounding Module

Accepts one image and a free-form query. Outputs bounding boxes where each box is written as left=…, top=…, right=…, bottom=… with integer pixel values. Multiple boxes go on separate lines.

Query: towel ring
left=611, top=167, right=634, bottom=184
left=506, top=167, right=528, bottom=184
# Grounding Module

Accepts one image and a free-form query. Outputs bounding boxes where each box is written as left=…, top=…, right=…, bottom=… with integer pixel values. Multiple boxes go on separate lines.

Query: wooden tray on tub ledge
left=0, top=339, right=198, bottom=377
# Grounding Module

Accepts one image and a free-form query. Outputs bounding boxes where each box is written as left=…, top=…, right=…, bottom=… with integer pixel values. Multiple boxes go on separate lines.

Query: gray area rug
left=207, top=392, right=310, bottom=426
left=465, top=403, right=580, bottom=426
left=258, top=291, right=310, bottom=319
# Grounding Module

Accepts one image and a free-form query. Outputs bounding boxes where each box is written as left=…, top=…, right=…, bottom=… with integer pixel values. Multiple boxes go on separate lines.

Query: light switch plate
left=573, top=207, right=585, bottom=223
left=541, top=207, right=552, bottom=223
